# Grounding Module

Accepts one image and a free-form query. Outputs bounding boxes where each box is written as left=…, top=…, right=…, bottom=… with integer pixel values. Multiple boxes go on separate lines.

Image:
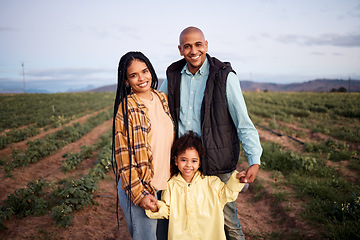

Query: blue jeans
left=216, top=172, right=246, bottom=240
left=117, top=181, right=168, bottom=240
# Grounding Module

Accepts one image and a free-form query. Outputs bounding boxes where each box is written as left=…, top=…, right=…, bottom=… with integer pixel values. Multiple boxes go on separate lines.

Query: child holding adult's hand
left=146, top=131, right=247, bottom=240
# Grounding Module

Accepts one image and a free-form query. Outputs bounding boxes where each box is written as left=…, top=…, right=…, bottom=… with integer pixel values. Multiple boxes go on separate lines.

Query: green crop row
left=52, top=147, right=112, bottom=228
left=244, top=92, right=360, bottom=119
left=61, top=146, right=94, bottom=172
left=61, top=131, right=111, bottom=172
left=0, top=179, right=53, bottom=230
left=0, top=92, right=114, bottom=131
left=243, top=92, right=360, bottom=144
left=0, top=126, right=41, bottom=149
left=0, top=131, right=113, bottom=229
left=3, top=108, right=112, bottom=174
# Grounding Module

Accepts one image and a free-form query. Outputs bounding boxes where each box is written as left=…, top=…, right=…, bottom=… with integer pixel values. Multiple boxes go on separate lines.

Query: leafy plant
left=3, top=179, right=52, bottom=218
left=4, top=108, right=112, bottom=174
left=0, top=206, right=14, bottom=230
left=51, top=203, right=74, bottom=228
left=61, top=145, right=94, bottom=172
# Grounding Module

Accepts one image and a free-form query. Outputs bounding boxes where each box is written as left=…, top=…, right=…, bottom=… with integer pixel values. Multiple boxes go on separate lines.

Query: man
left=160, top=26, right=262, bottom=240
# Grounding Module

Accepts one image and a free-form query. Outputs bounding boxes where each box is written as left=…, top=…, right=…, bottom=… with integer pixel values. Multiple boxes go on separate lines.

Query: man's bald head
left=179, top=26, right=206, bottom=45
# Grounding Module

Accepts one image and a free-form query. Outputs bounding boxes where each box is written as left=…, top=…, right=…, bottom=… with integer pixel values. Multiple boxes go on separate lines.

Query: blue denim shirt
left=160, top=58, right=262, bottom=166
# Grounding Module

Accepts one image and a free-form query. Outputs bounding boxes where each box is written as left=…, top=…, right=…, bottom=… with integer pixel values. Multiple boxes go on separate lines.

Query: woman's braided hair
left=111, top=51, right=158, bottom=229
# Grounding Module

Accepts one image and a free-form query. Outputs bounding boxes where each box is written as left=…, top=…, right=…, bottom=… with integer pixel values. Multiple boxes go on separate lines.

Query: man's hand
left=139, top=194, right=158, bottom=212
left=243, top=164, right=259, bottom=183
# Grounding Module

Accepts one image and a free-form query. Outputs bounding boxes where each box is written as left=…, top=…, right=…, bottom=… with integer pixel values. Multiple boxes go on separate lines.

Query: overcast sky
left=1, top=0, right=359, bottom=92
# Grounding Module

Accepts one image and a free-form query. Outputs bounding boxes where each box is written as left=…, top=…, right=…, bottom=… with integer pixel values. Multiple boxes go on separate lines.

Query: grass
left=244, top=92, right=360, bottom=144
left=259, top=141, right=360, bottom=239
left=272, top=191, right=287, bottom=206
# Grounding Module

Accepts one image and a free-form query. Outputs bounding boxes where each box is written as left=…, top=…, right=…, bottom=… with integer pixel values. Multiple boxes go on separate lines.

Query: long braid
left=112, top=53, right=132, bottom=230
left=111, top=51, right=159, bottom=231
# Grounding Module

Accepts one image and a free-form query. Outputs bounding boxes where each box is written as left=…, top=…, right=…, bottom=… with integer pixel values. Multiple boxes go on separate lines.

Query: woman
left=112, top=51, right=174, bottom=240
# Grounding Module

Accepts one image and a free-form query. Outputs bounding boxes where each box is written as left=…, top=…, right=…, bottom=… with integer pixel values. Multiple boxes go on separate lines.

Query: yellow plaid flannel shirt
left=115, top=89, right=173, bottom=205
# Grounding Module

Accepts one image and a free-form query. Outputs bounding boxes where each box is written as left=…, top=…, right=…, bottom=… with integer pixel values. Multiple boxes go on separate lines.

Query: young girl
left=146, top=131, right=246, bottom=240
left=112, top=51, right=174, bottom=240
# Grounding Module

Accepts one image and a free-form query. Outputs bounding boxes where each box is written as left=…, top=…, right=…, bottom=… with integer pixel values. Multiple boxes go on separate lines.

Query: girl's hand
left=150, top=206, right=159, bottom=212
left=236, top=171, right=247, bottom=183
left=139, top=194, right=158, bottom=212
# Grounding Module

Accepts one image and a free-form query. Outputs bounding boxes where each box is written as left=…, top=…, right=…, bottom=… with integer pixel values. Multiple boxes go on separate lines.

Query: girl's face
left=126, top=59, right=152, bottom=98
left=175, top=148, right=200, bottom=183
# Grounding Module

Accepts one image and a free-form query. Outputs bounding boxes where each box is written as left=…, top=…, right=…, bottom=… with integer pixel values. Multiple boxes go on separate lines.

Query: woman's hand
left=139, top=194, right=158, bottom=212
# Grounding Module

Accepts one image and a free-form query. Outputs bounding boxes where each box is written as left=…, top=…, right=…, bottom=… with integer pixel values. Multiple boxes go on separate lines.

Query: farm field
left=0, top=91, right=359, bottom=239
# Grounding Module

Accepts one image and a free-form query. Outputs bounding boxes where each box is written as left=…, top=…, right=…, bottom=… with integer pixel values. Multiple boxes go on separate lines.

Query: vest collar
left=181, top=57, right=209, bottom=76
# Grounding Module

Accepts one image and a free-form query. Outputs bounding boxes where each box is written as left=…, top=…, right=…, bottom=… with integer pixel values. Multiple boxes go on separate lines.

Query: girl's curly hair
left=170, top=131, right=206, bottom=177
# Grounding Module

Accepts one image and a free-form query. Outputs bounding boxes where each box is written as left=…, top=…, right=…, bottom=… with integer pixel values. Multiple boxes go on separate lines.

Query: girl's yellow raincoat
left=146, top=170, right=245, bottom=240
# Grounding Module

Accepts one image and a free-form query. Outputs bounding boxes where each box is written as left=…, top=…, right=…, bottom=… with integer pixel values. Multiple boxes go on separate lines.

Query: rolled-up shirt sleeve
left=226, top=72, right=262, bottom=166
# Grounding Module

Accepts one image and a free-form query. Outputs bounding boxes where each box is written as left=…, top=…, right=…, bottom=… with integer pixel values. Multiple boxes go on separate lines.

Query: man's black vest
left=166, top=54, right=240, bottom=175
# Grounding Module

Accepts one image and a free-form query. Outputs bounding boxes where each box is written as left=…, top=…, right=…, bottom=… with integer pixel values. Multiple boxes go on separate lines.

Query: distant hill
left=88, top=85, right=118, bottom=92
left=0, top=88, right=52, bottom=94
left=89, top=79, right=360, bottom=93
left=240, top=79, right=360, bottom=92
